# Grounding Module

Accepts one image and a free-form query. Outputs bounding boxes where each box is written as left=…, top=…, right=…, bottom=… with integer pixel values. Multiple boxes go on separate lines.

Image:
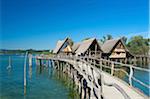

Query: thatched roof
left=53, top=38, right=71, bottom=54
left=101, top=38, right=129, bottom=53
left=75, top=38, right=102, bottom=55
left=53, top=40, right=64, bottom=54
left=72, top=42, right=81, bottom=53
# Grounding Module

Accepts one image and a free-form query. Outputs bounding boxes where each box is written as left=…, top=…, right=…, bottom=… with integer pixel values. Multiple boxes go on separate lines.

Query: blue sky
left=1, top=0, right=148, bottom=50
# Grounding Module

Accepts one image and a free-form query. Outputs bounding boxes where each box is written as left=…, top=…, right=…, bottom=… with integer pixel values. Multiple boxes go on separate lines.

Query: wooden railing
left=50, top=55, right=150, bottom=91
left=82, top=56, right=150, bottom=89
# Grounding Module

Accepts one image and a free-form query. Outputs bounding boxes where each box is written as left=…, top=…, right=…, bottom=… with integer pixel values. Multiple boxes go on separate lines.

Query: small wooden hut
left=72, top=38, right=103, bottom=58
left=53, top=37, right=73, bottom=55
left=101, top=38, right=134, bottom=63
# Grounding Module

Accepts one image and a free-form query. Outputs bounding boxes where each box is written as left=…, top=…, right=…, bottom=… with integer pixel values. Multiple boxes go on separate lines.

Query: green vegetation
left=82, top=37, right=91, bottom=41
left=127, top=36, right=149, bottom=55
left=100, top=34, right=113, bottom=43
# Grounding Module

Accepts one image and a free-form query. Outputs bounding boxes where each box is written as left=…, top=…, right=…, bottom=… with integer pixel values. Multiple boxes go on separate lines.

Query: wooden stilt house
left=72, top=38, right=103, bottom=58
left=53, top=37, right=73, bottom=55
left=101, top=38, right=134, bottom=63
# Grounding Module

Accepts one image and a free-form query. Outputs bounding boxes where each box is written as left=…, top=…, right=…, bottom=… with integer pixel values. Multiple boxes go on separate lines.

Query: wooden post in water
left=7, top=56, right=12, bottom=70
left=39, top=59, right=42, bottom=66
left=29, top=54, right=32, bottom=79
left=29, top=54, right=32, bottom=66
left=140, top=57, right=142, bottom=65
left=143, top=57, right=146, bottom=66
left=35, top=58, right=38, bottom=66
left=24, top=52, right=28, bottom=95
left=46, top=60, right=49, bottom=67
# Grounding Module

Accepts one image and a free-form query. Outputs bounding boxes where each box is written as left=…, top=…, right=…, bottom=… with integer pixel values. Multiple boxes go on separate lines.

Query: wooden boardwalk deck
left=102, top=72, right=146, bottom=99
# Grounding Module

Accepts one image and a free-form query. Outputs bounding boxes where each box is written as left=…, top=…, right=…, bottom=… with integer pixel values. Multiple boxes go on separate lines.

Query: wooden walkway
left=102, top=72, right=146, bottom=99
left=36, top=55, right=149, bottom=99
left=62, top=59, right=147, bottom=99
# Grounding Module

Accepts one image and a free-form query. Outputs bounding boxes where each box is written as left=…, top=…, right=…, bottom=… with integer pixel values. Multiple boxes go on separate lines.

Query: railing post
left=100, top=59, right=102, bottom=71
left=129, top=66, right=133, bottom=86
left=111, top=62, right=114, bottom=76
left=134, top=56, right=137, bottom=65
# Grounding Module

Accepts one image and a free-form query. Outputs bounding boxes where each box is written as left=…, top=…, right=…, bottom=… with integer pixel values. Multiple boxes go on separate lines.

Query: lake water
left=0, top=55, right=149, bottom=99
left=0, top=55, right=79, bottom=99
left=127, top=68, right=150, bottom=96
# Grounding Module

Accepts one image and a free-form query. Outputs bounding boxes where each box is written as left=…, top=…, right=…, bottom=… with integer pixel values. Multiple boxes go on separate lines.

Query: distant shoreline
left=0, top=49, right=52, bottom=55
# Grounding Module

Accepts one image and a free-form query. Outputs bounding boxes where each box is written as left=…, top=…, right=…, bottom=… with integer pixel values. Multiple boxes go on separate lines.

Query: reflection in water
left=36, top=62, right=80, bottom=99
left=29, top=66, right=32, bottom=79
left=7, top=67, right=12, bottom=76
left=48, top=66, right=53, bottom=78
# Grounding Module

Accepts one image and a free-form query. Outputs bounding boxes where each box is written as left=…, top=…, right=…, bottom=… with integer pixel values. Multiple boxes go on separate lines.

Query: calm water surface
left=0, top=55, right=78, bottom=99
left=124, top=65, right=150, bottom=96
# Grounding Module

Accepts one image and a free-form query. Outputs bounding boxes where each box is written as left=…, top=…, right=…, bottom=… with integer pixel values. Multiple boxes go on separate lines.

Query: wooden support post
left=145, top=57, right=148, bottom=65
left=78, top=80, right=81, bottom=96
left=120, top=59, right=122, bottom=63
left=29, top=54, right=32, bottom=67
left=57, top=61, right=59, bottom=70
left=129, top=66, right=133, bottom=86
left=143, top=57, right=146, bottom=66
left=90, top=87, right=94, bottom=99
left=24, top=52, right=28, bottom=95
left=95, top=44, right=97, bottom=58
left=46, top=60, right=48, bottom=67
left=61, top=62, right=63, bottom=72
left=104, top=60, right=106, bottom=67
left=100, top=60, right=102, bottom=71
left=94, top=59, right=96, bottom=67
left=42, top=59, right=44, bottom=66
left=35, top=59, right=38, bottom=66
left=49, top=60, right=51, bottom=68
left=51, top=60, right=53, bottom=68
left=111, top=62, right=114, bottom=76
left=100, top=74, right=103, bottom=99
left=140, top=57, right=142, bottom=65
left=7, top=56, right=12, bottom=69
left=134, top=56, right=137, bottom=65
left=125, top=58, right=127, bottom=64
